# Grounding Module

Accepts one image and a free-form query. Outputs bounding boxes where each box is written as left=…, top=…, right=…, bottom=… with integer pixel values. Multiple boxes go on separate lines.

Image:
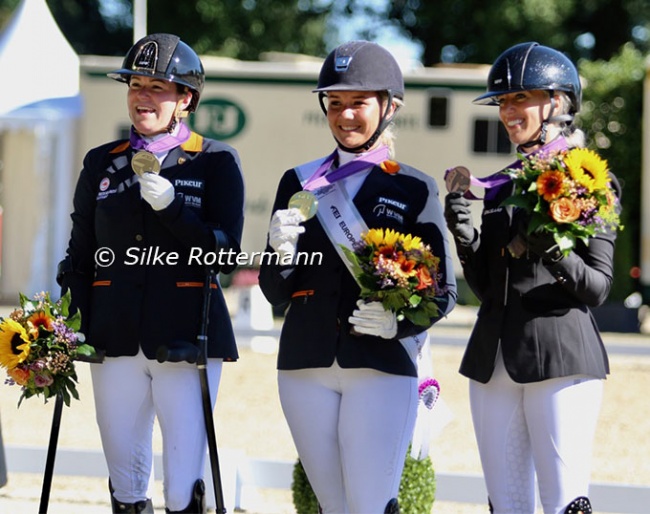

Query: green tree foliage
left=0, top=0, right=332, bottom=59
left=577, top=44, right=645, bottom=300
left=379, top=0, right=650, bottom=65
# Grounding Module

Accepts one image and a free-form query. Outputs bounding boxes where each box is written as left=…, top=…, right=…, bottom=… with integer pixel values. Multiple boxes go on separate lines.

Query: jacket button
left=135, top=234, right=143, bottom=241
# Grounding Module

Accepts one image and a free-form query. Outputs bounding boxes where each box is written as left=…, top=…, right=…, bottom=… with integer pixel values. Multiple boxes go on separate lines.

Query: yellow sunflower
left=0, top=319, right=31, bottom=369
left=564, top=148, right=609, bottom=192
left=401, top=233, right=423, bottom=252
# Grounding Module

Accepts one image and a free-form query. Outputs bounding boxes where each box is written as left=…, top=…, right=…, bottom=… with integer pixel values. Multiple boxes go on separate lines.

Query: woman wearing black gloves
left=260, top=41, right=456, bottom=513
left=58, top=34, right=244, bottom=513
left=444, top=42, right=620, bottom=514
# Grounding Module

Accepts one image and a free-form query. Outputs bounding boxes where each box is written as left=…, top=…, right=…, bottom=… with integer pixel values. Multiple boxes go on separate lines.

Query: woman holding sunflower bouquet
left=444, top=42, right=621, bottom=514
left=259, top=41, right=457, bottom=513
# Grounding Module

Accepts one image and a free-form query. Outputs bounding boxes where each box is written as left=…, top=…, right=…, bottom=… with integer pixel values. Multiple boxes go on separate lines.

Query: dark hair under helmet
left=313, top=40, right=404, bottom=98
left=473, top=42, right=581, bottom=114
left=108, top=33, right=205, bottom=112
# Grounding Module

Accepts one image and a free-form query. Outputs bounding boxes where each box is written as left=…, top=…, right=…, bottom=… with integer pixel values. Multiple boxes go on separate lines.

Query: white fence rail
left=5, top=445, right=650, bottom=513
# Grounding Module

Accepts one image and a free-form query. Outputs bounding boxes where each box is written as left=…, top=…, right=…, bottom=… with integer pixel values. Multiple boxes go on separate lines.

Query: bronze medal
left=445, top=166, right=471, bottom=194
left=131, top=151, right=161, bottom=176
left=288, top=191, right=319, bottom=220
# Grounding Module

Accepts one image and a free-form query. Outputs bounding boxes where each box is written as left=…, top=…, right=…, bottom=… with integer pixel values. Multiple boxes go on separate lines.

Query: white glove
left=269, top=208, right=306, bottom=258
left=348, top=300, right=397, bottom=339
left=139, top=173, right=175, bottom=211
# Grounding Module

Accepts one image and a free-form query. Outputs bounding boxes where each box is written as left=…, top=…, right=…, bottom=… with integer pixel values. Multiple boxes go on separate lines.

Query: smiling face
left=497, top=89, right=557, bottom=150
left=325, top=91, right=392, bottom=151
left=127, top=75, right=191, bottom=136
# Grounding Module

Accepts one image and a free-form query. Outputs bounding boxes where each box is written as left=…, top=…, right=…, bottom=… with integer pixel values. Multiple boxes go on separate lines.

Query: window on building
left=473, top=118, right=512, bottom=154
left=427, top=90, right=449, bottom=128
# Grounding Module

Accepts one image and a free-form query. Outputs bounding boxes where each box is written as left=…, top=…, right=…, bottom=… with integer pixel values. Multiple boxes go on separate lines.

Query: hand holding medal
left=288, top=191, right=318, bottom=221
left=131, top=150, right=161, bottom=176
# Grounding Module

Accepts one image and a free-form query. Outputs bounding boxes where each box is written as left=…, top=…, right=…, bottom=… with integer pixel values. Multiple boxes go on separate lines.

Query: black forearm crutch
left=157, top=267, right=226, bottom=513
left=39, top=392, right=63, bottom=514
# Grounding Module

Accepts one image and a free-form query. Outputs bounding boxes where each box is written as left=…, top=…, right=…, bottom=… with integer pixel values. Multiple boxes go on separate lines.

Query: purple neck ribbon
left=302, top=145, right=391, bottom=192
left=456, top=136, right=569, bottom=200
left=130, top=122, right=191, bottom=154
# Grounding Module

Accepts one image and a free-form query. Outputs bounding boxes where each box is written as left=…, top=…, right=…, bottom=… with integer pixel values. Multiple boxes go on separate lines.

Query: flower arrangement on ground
left=341, top=228, right=444, bottom=327
left=0, top=291, right=96, bottom=406
left=503, top=147, right=622, bottom=256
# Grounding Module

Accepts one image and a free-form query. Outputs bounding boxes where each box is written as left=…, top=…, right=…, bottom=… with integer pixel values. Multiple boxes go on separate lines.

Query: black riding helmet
left=313, top=40, right=404, bottom=152
left=108, top=33, right=205, bottom=114
left=474, top=42, right=581, bottom=147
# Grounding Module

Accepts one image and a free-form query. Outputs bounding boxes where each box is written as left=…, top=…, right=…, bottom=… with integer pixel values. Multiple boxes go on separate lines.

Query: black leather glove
left=444, top=192, right=475, bottom=245
left=525, top=229, right=564, bottom=263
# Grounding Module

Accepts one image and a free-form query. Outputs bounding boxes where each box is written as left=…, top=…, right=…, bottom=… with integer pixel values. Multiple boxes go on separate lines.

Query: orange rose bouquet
left=341, top=228, right=444, bottom=326
left=0, top=291, right=97, bottom=406
left=503, top=147, right=622, bottom=256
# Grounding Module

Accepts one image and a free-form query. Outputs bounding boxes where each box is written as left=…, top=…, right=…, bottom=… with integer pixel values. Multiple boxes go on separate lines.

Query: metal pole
left=133, top=0, right=147, bottom=43
left=641, top=60, right=650, bottom=303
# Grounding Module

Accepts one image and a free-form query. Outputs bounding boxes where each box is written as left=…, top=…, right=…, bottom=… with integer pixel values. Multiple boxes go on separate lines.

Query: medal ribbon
left=445, top=136, right=569, bottom=200
left=130, top=122, right=191, bottom=153
left=302, top=145, right=391, bottom=192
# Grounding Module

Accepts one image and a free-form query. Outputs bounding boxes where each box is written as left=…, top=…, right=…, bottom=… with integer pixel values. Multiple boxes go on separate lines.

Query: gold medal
left=445, top=166, right=471, bottom=194
left=288, top=191, right=318, bottom=220
left=131, top=151, right=161, bottom=176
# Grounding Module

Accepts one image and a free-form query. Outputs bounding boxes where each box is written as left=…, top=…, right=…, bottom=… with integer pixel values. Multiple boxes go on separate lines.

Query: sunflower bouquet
left=0, top=291, right=97, bottom=407
left=503, top=147, right=621, bottom=256
left=341, top=228, right=444, bottom=327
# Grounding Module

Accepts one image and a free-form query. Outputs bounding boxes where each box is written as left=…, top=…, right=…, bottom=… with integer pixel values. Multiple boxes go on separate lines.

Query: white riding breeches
left=278, top=361, right=418, bottom=514
left=90, top=349, right=222, bottom=511
left=469, top=351, right=603, bottom=514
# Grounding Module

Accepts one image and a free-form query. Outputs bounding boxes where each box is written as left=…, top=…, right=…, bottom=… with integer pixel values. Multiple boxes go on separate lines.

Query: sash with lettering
left=294, top=148, right=427, bottom=362
left=295, top=146, right=435, bottom=457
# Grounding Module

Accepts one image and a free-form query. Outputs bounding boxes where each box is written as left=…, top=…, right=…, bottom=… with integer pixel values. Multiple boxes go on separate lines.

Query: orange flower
left=396, top=253, right=416, bottom=275
left=549, top=197, right=581, bottom=223
left=8, top=367, right=30, bottom=386
left=415, top=266, right=433, bottom=290
left=536, top=170, right=566, bottom=202
left=380, top=160, right=400, bottom=174
left=27, top=311, right=54, bottom=339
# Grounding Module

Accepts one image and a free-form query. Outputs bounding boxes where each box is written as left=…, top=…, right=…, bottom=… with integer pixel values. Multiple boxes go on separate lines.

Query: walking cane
left=157, top=267, right=226, bottom=513
left=39, top=392, right=63, bottom=514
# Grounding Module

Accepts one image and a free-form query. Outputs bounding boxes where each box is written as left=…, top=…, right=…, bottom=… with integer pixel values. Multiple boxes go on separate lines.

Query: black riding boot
left=109, top=479, right=154, bottom=513
left=564, top=496, right=593, bottom=514
left=384, top=497, right=399, bottom=514
left=166, top=479, right=206, bottom=514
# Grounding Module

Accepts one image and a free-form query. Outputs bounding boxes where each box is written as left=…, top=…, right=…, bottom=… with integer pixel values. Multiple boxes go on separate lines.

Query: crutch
left=157, top=267, right=226, bottom=513
left=38, top=392, right=63, bottom=514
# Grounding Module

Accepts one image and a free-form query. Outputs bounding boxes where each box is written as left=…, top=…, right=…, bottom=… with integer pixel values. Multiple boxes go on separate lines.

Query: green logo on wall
left=189, top=98, right=246, bottom=140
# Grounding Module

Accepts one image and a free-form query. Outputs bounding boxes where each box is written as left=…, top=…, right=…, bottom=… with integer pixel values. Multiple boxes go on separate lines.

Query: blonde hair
left=377, top=93, right=404, bottom=158
left=554, top=91, right=585, bottom=148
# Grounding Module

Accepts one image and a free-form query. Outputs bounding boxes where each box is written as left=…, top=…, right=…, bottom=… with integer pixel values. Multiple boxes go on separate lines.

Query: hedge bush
left=292, top=448, right=436, bottom=514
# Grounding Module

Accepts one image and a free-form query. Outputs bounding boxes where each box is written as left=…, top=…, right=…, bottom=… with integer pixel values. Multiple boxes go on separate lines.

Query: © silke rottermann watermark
left=94, top=246, right=324, bottom=268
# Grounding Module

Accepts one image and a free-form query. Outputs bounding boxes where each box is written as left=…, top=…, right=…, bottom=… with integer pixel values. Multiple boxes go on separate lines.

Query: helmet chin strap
left=518, top=94, right=555, bottom=150
left=334, top=91, right=400, bottom=153
left=166, top=96, right=190, bottom=133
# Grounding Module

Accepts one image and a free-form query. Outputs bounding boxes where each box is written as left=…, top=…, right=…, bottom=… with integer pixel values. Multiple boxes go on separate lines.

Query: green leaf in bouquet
left=404, top=308, right=431, bottom=327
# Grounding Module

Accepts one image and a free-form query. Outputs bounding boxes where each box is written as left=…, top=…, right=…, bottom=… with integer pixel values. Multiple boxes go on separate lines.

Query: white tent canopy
left=0, top=0, right=83, bottom=299
left=0, top=0, right=80, bottom=116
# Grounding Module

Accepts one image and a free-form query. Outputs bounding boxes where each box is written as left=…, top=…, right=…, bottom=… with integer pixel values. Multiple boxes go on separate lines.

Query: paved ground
left=0, top=300, right=649, bottom=513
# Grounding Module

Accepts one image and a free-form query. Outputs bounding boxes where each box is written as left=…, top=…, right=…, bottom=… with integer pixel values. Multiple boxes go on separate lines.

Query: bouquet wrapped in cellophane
left=0, top=291, right=97, bottom=406
left=503, top=147, right=622, bottom=257
left=341, top=228, right=444, bottom=327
